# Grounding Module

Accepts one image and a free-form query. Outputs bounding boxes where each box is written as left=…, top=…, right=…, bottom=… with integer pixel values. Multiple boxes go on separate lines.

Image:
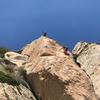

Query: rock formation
left=72, top=41, right=100, bottom=99
left=2, top=36, right=100, bottom=100
left=0, top=58, right=36, bottom=100
left=5, top=51, right=28, bottom=67
left=21, top=36, right=97, bottom=100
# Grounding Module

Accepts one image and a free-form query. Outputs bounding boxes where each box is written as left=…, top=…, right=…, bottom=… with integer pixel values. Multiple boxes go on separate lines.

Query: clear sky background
left=0, top=0, right=100, bottom=51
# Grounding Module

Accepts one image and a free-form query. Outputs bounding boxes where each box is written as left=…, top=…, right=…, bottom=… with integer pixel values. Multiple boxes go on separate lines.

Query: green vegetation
left=18, top=67, right=27, bottom=79
left=0, top=71, right=19, bottom=85
left=0, top=56, right=29, bottom=88
left=73, top=54, right=78, bottom=61
left=0, top=59, right=28, bottom=87
left=0, top=47, right=9, bottom=58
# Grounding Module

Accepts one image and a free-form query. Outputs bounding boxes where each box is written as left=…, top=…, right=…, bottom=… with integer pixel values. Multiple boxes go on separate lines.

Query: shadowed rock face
left=21, top=36, right=97, bottom=100
left=0, top=58, right=36, bottom=100
left=72, top=42, right=100, bottom=99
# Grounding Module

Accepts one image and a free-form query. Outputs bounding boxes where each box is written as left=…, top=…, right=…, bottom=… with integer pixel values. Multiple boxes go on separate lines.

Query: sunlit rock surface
left=21, top=36, right=97, bottom=100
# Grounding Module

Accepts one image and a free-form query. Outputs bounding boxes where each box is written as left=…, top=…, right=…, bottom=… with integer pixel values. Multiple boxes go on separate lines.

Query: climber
left=42, top=32, right=47, bottom=37
left=63, top=46, right=70, bottom=56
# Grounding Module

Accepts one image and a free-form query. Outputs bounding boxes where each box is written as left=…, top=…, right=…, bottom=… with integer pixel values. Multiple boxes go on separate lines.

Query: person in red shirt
left=63, top=46, right=70, bottom=55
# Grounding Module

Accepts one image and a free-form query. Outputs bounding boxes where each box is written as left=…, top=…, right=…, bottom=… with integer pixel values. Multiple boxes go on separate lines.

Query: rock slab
left=22, top=37, right=97, bottom=100
left=72, top=41, right=100, bottom=99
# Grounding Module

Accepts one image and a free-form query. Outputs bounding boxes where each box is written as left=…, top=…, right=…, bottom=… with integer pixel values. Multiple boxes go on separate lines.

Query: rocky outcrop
left=72, top=41, right=100, bottom=99
left=21, top=36, right=97, bottom=100
left=0, top=83, right=36, bottom=100
left=5, top=52, right=28, bottom=67
left=0, top=58, right=36, bottom=100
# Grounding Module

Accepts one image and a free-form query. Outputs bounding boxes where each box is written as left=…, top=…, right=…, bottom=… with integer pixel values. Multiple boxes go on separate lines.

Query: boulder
left=21, top=36, right=97, bottom=100
left=5, top=52, right=28, bottom=67
left=72, top=41, right=100, bottom=98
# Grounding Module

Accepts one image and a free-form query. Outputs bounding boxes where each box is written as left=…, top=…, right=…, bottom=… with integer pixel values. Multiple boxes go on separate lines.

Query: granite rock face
left=21, top=36, right=97, bottom=100
left=72, top=41, right=100, bottom=99
left=0, top=83, right=36, bottom=100
left=0, top=58, right=36, bottom=100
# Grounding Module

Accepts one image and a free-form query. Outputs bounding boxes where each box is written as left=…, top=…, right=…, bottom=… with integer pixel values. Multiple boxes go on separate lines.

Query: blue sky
left=0, top=0, right=100, bottom=51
